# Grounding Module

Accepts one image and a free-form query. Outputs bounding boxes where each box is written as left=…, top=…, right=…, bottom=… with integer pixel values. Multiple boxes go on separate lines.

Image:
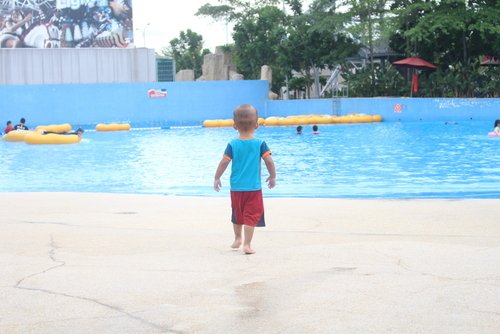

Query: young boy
left=214, top=104, right=276, bottom=254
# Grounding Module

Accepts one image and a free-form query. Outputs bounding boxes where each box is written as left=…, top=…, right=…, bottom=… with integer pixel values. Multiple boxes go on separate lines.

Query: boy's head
left=233, top=104, right=258, bottom=132
left=6, top=121, right=11, bottom=126
left=20, top=118, right=26, bottom=124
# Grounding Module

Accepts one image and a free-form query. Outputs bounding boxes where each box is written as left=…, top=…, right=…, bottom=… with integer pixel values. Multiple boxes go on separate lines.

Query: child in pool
left=493, top=120, right=500, bottom=136
left=4, top=121, right=13, bottom=134
left=312, top=124, right=320, bottom=134
left=213, top=104, right=276, bottom=254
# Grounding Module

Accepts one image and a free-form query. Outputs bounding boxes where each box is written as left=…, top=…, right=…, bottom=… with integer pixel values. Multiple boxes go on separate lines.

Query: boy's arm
left=214, top=157, right=230, bottom=192
left=263, top=155, right=276, bottom=189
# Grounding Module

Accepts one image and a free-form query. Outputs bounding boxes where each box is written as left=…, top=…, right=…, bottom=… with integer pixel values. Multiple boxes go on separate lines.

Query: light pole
left=136, top=23, right=150, bottom=48
left=142, top=23, right=150, bottom=48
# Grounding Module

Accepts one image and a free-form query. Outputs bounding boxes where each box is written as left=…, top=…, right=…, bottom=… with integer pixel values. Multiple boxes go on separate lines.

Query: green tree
left=389, top=0, right=500, bottom=97
left=341, top=0, right=393, bottom=96
left=283, top=0, right=360, bottom=98
left=197, top=0, right=288, bottom=92
left=161, top=29, right=210, bottom=78
left=231, top=5, right=288, bottom=91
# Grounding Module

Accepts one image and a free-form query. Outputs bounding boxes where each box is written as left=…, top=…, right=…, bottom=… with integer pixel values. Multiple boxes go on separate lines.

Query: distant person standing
left=14, top=118, right=29, bottom=130
left=4, top=121, right=13, bottom=134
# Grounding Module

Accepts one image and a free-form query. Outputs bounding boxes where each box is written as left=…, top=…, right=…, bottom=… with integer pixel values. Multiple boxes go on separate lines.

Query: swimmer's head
left=233, top=104, right=258, bottom=132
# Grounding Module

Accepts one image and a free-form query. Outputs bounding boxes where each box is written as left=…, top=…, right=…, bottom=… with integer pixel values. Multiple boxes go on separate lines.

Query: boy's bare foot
left=231, top=238, right=242, bottom=249
left=243, top=245, right=255, bottom=254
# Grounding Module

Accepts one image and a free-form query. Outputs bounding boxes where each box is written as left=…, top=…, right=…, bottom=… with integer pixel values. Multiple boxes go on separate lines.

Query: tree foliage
left=177, top=0, right=500, bottom=98
left=388, top=0, right=500, bottom=97
left=160, top=29, right=210, bottom=78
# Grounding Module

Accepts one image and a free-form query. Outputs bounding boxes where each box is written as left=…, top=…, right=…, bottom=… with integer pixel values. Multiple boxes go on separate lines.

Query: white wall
left=0, top=48, right=156, bottom=85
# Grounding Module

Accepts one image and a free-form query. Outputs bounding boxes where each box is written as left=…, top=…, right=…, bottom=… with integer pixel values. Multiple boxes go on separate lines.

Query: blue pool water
left=1, top=121, right=499, bottom=198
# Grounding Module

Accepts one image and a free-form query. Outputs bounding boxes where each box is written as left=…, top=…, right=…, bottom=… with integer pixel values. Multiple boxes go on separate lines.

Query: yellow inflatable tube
left=202, top=114, right=383, bottom=128
left=96, top=123, right=131, bottom=131
left=2, top=130, right=33, bottom=142
left=24, top=132, right=81, bottom=145
left=203, top=119, right=235, bottom=128
left=36, top=123, right=72, bottom=133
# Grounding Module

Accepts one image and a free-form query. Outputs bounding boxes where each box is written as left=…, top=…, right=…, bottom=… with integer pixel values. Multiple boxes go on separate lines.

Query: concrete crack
left=14, top=235, right=65, bottom=288
left=376, top=250, right=500, bottom=283
left=12, top=235, right=181, bottom=333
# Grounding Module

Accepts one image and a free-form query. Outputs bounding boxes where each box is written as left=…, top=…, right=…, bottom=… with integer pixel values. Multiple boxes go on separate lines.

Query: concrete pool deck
left=0, top=193, right=499, bottom=333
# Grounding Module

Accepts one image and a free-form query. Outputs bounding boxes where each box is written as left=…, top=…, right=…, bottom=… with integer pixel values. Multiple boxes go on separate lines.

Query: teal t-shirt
left=224, top=138, right=271, bottom=191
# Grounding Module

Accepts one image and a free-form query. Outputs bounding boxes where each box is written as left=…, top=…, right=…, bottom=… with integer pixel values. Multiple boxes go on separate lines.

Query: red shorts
left=231, top=190, right=265, bottom=227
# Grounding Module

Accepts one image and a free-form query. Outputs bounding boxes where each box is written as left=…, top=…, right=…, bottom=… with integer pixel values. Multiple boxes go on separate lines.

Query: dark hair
left=297, top=125, right=303, bottom=131
left=6, top=121, right=11, bottom=125
left=20, top=118, right=25, bottom=123
left=76, top=128, right=84, bottom=133
left=312, top=125, right=318, bottom=131
left=495, top=119, right=500, bottom=128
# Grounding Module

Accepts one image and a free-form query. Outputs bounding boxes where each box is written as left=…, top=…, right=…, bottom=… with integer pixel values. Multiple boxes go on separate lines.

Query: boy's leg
left=231, top=223, right=242, bottom=249
left=243, top=225, right=255, bottom=254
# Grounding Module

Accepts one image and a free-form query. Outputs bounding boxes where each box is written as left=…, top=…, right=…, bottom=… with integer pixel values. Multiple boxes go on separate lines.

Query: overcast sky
left=133, top=0, right=233, bottom=53
left=132, top=0, right=313, bottom=53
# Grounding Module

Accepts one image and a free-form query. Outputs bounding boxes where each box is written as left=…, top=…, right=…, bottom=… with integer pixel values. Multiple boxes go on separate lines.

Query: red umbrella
left=392, top=57, right=437, bottom=96
left=480, top=56, right=499, bottom=67
left=392, top=56, right=437, bottom=70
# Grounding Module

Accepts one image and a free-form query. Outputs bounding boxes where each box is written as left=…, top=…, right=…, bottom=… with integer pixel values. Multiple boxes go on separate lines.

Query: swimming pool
left=1, top=121, right=499, bottom=198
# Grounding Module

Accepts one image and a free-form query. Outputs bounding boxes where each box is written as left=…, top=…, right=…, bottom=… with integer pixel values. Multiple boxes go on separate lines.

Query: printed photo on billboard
left=0, top=0, right=133, bottom=48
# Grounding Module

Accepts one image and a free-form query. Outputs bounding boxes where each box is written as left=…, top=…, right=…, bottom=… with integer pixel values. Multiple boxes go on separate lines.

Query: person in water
left=4, top=121, right=13, bottom=134
left=42, top=128, right=84, bottom=137
left=296, top=125, right=303, bottom=134
left=13, top=117, right=29, bottom=130
left=312, top=124, right=320, bottom=134
left=493, top=119, right=500, bottom=136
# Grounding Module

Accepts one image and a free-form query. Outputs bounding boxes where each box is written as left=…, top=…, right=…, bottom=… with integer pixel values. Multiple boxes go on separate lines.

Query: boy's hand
left=214, top=178, right=222, bottom=192
left=266, top=177, right=276, bottom=189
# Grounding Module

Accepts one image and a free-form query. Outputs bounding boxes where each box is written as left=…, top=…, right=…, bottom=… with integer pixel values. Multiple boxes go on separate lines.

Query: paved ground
left=1, top=193, right=499, bottom=333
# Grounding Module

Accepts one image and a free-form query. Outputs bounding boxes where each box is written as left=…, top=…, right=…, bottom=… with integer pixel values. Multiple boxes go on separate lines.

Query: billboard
left=0, top=0, right=133, bottom=48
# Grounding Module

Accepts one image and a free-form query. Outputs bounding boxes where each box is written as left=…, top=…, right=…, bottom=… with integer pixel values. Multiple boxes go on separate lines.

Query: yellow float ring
left=36, top=123, right=72, bottom=133
left=24, top=132, right=81, bottom=145
left=372, top=115, right=383, bottom=122
left=2, top=130, right=33, bottom=142
left=95, top=123, right=131, bottom=132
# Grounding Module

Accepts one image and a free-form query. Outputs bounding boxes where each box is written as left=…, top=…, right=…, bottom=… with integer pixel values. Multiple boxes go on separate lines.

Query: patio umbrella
left=392, top=57, right=437, bottom=96
left=392, top=56, right=437, bottom=70
left=480, top=56, right=499, bottom=67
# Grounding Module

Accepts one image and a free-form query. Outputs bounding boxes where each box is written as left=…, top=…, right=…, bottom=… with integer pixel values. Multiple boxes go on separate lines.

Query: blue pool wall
left=1, top=80, right=499, bottom=127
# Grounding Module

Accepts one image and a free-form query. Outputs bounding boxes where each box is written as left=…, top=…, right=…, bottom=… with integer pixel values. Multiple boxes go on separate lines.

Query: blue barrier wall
left=267, top=97, right=500, bottom=121
left=1, top=80, right=499, bottom=128
left=0, top=80, right=269, bottom=128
